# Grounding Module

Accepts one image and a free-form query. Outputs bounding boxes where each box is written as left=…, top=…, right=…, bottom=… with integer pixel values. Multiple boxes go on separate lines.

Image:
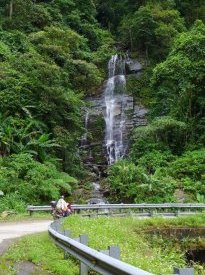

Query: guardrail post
left=55, top=220, right=64, bottom=234
left=64, top=230, right=71, bottom=259
left=79, top=235, right=89, bottom=275
left=173, top=267, right=194, bottom=275
left=149, top=210, right=154, bottom=217
left=109, top=246, right=120, bottom=260
left=64, top=230, right=71, bottom=237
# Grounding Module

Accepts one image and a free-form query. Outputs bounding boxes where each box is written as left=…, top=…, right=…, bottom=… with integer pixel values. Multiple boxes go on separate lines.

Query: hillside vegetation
left=0, top=0, right=114, bottom=209
left=104, top=1, right=205, bottom=204
left=0, top=0, right=205, bottom=209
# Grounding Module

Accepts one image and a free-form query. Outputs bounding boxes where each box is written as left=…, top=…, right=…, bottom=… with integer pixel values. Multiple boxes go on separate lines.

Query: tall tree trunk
left=129, top=29, right=133, bottom=52
left=145, top=45, right=149, bottom=65
left=9, top=0, right=13, bottom=19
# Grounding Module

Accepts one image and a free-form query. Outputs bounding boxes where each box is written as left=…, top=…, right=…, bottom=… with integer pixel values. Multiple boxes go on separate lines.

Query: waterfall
left=79, top=54, right=144, bottom=204
left=84, top=110, right=89, bottom=141
left=81, top=109, right=89, bottom=146
left=104, top=54, right=128, bottom=165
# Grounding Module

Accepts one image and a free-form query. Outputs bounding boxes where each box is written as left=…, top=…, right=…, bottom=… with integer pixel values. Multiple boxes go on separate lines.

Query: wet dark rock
left=92, top=165, right=100, bottom=175
left=79, top=56, right=147, bottom=203
left=102, top=190, right=110, bottom=197
left=87, top=172, right=99, bottom=180
left=126, top=59, right=142, bottom=74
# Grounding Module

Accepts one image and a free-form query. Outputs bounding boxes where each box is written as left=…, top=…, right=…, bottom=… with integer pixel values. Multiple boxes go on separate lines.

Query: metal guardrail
left=48, top=220, right=194, bottom=275
left=27, top=203, right=205, bottom=216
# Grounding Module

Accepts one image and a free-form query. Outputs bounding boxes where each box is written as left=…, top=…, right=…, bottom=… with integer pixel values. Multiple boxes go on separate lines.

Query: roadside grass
left=1, top=214, right=205, bottom=274
left=0, top=259, right=15, bottom=275
left=0, top=233, right=78, bottom=275
left=0, top=212, right=52, bottom=223
left=63, top=215, right=205, bottom=274
left=135, top=214, right=205, bottom=229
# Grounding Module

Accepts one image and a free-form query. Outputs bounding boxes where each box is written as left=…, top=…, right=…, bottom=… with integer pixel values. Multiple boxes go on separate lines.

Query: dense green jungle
left=0, top=0, right=205, bottom=211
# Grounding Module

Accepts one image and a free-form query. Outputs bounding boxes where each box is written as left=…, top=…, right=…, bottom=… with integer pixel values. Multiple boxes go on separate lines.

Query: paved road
left=0, top=220, right=52, bottom=255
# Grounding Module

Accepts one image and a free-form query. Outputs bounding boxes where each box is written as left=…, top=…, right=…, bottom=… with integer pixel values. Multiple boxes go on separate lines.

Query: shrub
left=0, top=193, right=26, bottom=213
left=0, top=153, right=77, bottom=211
left=130, top=116, right=187, bottom=160
left=106, top=160, right=177, bottom=203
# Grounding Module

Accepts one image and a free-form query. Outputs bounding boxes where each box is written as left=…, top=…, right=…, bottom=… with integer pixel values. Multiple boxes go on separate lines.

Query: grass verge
left=2, top=214, right=205, bottom=274
left=0, top=212, right=52, bottom=223
left=63, top=215, right=205, bottom=274
left=0, top=233, right=78, bottom=275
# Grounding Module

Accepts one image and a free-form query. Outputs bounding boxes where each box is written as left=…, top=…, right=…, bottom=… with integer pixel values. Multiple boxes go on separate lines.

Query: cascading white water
left=81, top=109, right=89, bottom=146
left=84, top=110, right=89, bottom=141
left=81, top=54, right=144, bottom=203
left=104, top=55, right=128, bottom=165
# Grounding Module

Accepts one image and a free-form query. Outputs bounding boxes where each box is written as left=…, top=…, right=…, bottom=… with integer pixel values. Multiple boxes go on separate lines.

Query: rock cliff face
left=80, top=55, right=147, bottom=179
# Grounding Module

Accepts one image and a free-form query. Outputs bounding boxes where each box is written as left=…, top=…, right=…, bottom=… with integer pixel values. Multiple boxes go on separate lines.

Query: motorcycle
left=50, top=201, right=72, bottom=219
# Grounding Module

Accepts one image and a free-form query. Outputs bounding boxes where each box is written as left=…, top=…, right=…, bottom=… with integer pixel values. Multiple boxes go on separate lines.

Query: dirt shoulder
left=0, top=220, right=52, bottom=254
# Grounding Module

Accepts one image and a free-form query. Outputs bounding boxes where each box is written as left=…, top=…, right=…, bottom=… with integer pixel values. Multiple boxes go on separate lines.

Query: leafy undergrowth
left=1, top=233, right=78, bottom=275
left=63, top=215, right=205, bottom=274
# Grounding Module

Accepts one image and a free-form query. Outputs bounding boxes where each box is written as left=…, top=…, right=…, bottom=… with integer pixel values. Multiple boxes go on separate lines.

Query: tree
left=151, top=21, right=205, bottom=142
left=175, top=0, right=205, bottom=26
left=1, top=0, right=52, bottom=32
left=119, top=3, right=185, bottom=60
left=0, top=153, right=77, bottom=206
left=130, top=117, right=187, bottom=160
left=120, top=6, right=157, bottom=57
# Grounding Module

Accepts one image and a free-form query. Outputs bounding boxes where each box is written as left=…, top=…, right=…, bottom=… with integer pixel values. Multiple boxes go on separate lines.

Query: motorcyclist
left=56, top=195, right=72, bottom=217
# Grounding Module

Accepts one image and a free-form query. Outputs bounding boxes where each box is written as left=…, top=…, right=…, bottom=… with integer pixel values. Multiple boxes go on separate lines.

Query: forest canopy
left=0, top=0, right=204, bottom=210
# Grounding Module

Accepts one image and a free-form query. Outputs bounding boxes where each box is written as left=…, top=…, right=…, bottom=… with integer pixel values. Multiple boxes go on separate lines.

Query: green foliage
left=175, top=0, right=205, bottom=26
left=0, top=113, right=59, bottom=161
left=64, top=216, right=196, bottom=274
left=1, top=233, right=78, bottom=274
left=120, top=6, right=157, bottom=54
left=0, top=29, right=33, bottom=53
left=126, top=117, right=204, bottom=203
left=159, top=149, right=205, bottom=202
left=131, top=117, right=187, bottom=159
left=125, top=146, right=205, bottom=203
left=2, top=0, right=52, bottom=32
left=96, top=0, right=203, bottom=33
left=0, top=0, right=204, bottom=208
left=0, top=0, right=114, bottom=183
left=0, top=153, right=77, bottom=210
left=0, top=41, right=11, bottom=61
left=3, top=215, right=205, bottom=274
left=106, top=160, right=176, bottom=203
left=113, top=117, right=204, bottom=204
left=137, top=150, right=174, bottom=174
left=96, top=0, right=134, bottom=31
left=0, top=193, right=26, bottom=213
left=151, top=21, right=205, bottom=141
left=168, top=149, right=205, bottom=180
left=119, top=3, right=185, bottom=59
left=106, top=160, right=142, bottom=202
